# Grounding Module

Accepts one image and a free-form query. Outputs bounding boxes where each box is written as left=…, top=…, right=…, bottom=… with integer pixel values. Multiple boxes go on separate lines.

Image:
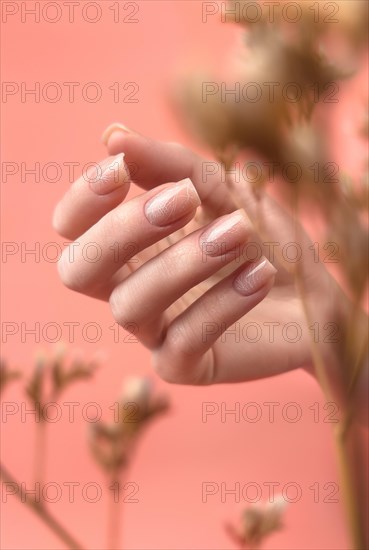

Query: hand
left=53, top=125, right=343, bottom=386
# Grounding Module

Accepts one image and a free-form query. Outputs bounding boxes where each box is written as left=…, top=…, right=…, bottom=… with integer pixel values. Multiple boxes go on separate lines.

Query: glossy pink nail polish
left=88, top=154, right=129, bottom=195
left=233, top=257, right=277, bottom=296
left=199, top=210, right=249, bottom=257
left=144, top=178, right=201, bottom=226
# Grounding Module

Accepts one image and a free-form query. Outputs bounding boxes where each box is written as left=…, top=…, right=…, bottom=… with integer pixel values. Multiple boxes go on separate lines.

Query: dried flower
left=226, top=0, right=368, bottom=49
left=177, top=21, right=346, bottom=171
left=226, top=496, right=288, bottom=549
left=89, top=378, right=169, bottom=475
left=24, top=346, right=98, bottom=421
left=0, top=360, right=21, bottom=394
left=180, top=8, right=368, bottom=549
left=25, top=352, right=45, bottom=405
left=50, top=345, right=97, bottom=395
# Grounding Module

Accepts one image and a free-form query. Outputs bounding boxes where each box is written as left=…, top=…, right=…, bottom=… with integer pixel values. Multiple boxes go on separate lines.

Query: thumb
left=102, top=122, right=235, bottom=216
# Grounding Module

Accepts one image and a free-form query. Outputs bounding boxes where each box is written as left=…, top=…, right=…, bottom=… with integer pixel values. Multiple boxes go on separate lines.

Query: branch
left=0, top=463, right=85, bottom=550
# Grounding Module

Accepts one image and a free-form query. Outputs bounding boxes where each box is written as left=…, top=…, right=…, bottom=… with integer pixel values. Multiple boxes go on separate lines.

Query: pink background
left=1, top=2, right=368, bottom=549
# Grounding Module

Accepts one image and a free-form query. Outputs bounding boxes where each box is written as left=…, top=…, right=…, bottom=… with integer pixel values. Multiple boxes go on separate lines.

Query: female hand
left=53, top=124, right=344, bottom=387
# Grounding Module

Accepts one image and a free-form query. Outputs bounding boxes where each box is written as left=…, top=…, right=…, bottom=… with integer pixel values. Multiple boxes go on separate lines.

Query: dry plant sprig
left=226, top=496, right=288, bottom=550
left=89, top=377, right=169, bottom=473
left=89, top=377, right=169, bottom=550
left=25, top=344, right=98, bottom=410
left=177, top=32, right=349, bottom=176
left=0, top=360, right=21, bottom=393
left=1, top=351, right=170, bottom=550
left=24, top=346, right=98, bottom=493
left=0, top=351, right=89, bottom=550
left=227, top=0, right=368, bottom=49
left=0, top=462, right=85, bottom=550
left=178, top=4, right=368, bottom=548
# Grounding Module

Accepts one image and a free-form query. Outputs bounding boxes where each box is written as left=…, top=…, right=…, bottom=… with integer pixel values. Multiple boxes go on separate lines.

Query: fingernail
left=145, top=178, right=201, bottom=226
left=199, top=210, right=249, bottom=257
left=102, top=122, right=132, bottom=145
left=88, top=153, right=129, bottom=195
left=233, top=257, right=277, bottom=296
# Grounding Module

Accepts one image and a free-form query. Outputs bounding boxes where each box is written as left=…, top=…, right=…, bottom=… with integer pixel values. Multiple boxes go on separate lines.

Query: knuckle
left=152, top=362, right=177, bottom=384
left=109, top=287, right=137, bottom=328
left=151, top=345, right=204, bottom=386
left=57, top=252, right=85, bottom=292
left=165, top=321, right=199, bottom=358
left=166, top=141, right=186, bottom=152
left=108, top=202, right=130, bottom=232
left=109, top=288, right=125, bottom=325
left=151, top=351, right=185, bottom=385
left=157, top=244, right=192, bottom=280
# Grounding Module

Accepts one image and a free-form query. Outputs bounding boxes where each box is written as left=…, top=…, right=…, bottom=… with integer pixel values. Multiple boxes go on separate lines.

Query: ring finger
left=109, top=210, right=252, bottom=348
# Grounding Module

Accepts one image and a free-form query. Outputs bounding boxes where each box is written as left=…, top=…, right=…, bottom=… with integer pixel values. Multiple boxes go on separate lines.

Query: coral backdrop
left=1, top=2, right=367, bottom=549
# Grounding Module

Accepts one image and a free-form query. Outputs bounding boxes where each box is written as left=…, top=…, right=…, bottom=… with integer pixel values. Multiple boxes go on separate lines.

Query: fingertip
left=51, top=202, right=74, bottom=240
left=106, top=131, right=127, bottom=155
left=52, top=203, right=62, bottom=235
left=101, top=122, right=132, bottom=145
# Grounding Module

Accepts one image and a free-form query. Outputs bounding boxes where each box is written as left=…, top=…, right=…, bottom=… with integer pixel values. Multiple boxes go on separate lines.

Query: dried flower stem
left=0, top=462, right=85, bottom=550
left=296, top=271, right=366, bottom=548
left=224, top=173, right=367, bottom=549
left=107, top=471, right=123, bottom=550
left=336, top=424, right=367, bottom=549
left=346, top=297, right=369, bottom=399
left=291, top=210, right=335, bottom=404
left=34, top=418, right=47, bottom=488
left=291, top=201, right=367, bottom=550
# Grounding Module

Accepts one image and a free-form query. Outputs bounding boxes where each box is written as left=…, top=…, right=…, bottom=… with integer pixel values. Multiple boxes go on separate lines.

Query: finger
left=109, top=210, right=252, bottom=348
left=102, top=122, right=236, bottom=216
left=152, top=256, right=277, bottom=385
left=53, top=154, right=130, bottom=240
left=57, top=178, right=201, bottom=297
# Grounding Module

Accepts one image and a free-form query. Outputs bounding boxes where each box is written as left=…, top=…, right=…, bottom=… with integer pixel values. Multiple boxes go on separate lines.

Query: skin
left=53, top=128, right=367, bottom=416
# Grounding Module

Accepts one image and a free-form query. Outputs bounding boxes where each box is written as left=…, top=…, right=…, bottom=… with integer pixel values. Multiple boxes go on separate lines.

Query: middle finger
left=57, top=178, right=201, bottom=297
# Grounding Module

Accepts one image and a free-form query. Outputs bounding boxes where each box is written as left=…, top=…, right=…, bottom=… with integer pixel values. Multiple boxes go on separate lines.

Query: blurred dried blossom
left=227, top=0, right=368, bottom=49
left=226, top=496, right=288, bottom=549
left=25, top=345, right=97, bottom=416
left=0, top=360, right=21, bottom=394
left=89, top=377, right=169, bottom=475
left=50, top=346, right=97, bottom=395
left=176, top=0, right=369, bottom=301
left=178, top=2, right=368, bottom=548
left=1, top=350, right=169, bottom=550
left=0, top=346, right=101, bottom=550
left=177, top=32, right=347, bottom=171
left=26, top=346, right=97, bottom=404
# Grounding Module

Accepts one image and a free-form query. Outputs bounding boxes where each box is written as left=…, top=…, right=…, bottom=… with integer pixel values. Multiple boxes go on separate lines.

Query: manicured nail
left=144, top=178, right=201, bottom=226
left=88, top=154, right=129, bottom=195
left=233, top=257, right=277, bottom=296
left=102, top=123, right=132, bottom=145
left=199, top=210, right=249, bottom=257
